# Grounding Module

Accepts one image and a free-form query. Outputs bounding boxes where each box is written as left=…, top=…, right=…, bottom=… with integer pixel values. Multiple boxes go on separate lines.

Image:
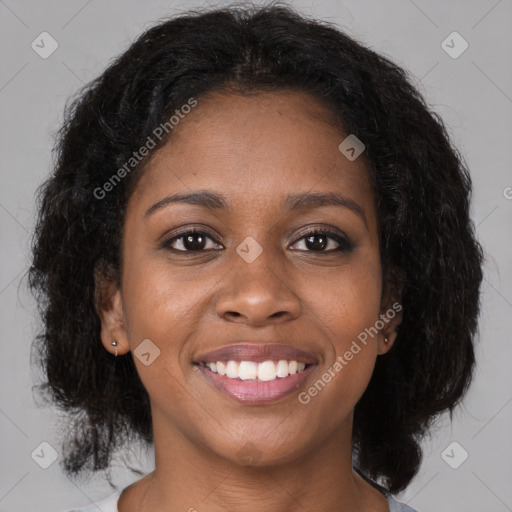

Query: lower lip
left=196, top=364, right=317, bottom=404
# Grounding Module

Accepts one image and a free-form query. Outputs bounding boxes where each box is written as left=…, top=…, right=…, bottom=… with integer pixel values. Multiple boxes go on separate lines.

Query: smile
left=199, top=359, right=308, bottom=381
left=194, top=342, right=319, bottom=403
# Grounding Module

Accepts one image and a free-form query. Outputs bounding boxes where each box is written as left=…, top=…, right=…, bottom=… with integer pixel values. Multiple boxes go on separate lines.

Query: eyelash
left=162, top=227, right=354, bottom=254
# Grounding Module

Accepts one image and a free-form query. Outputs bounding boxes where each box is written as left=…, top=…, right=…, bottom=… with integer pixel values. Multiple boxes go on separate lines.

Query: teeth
left=204, top=359, right=308, bottom=381
left=276, top=360, right=289, bottom=378
left=258, top=361, right=276, bottom=381
left=226, top=360, right=239, bottom=378
left=238, top=361, right=258, bottom=380
left=216, top=361, right=226, bottom=376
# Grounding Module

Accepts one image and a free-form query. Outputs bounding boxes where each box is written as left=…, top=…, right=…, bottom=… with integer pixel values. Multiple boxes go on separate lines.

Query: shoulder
left=65, top=490, right=121, bottom=512
left=385, top=492, right=420, bottom=512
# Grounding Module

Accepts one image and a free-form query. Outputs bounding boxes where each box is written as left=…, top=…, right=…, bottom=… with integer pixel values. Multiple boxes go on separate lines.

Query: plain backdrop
left=0, top=0, right=511, bottom=511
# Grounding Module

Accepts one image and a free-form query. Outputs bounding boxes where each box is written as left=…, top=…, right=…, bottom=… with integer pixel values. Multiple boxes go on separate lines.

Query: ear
left=94, top=261, right=130, bottom=356
left=377, top=269, right=404, bottom=355
left=376, top=304, right=403, bottom=355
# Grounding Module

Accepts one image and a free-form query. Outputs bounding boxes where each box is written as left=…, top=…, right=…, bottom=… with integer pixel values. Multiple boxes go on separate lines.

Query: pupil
left=185, top=233, right=205, bottom=250
left=306, top=234, right=326, bottom=251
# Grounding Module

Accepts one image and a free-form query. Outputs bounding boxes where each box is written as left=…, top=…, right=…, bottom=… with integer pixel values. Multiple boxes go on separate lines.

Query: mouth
left=193, top=343, right=319, bottom=404
left=196, top=359, right=312, bottom=381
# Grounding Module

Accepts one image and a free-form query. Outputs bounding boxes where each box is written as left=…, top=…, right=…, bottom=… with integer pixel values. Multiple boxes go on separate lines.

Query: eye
left=290, top=228, right=354, bottom=253
left=162, top=226, right=353, bottom=254
left=163, top=229, right=223, bottom=252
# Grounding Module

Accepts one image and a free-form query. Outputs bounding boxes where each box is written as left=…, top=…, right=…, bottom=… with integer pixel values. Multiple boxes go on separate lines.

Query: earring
left=111, top=340, right=118, bottom=357
left=384, top=336, right=389, bottom=344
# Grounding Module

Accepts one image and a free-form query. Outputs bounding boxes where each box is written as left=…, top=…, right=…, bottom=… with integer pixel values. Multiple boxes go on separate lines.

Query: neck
left=133, top=409, right=388, bottom=512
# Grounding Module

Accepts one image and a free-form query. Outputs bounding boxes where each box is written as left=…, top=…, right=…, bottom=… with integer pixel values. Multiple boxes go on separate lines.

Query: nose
left=216, top=249, right=301, bottom=327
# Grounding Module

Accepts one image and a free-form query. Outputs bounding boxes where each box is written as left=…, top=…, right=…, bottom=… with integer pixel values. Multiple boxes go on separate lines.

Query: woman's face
left=102, top=90, right=395, bottom=465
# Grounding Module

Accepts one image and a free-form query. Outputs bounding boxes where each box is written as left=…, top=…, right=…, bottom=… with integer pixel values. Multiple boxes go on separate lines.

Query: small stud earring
left=384, top=336, right=389, bottom=344
left=111, top=340, right=118, bottom=357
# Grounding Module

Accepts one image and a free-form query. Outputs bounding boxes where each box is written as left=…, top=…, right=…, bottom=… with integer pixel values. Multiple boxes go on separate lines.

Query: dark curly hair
left=28, top=2, right=484, bottom=494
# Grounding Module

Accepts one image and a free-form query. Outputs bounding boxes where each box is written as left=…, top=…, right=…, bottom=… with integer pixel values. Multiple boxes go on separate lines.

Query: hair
left=28, top=2, right=484, bottom=494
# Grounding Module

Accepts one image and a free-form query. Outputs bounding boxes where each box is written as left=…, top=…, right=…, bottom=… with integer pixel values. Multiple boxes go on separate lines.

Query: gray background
left=1, top=0, right=511, bottom=511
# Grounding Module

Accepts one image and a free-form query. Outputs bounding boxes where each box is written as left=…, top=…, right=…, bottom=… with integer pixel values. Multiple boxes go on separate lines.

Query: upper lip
left=194, top=343, right=319, bottom=364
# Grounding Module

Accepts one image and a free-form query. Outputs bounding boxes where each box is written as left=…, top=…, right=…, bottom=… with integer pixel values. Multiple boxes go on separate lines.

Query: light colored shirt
left=67, top=489, right=419, bottom=511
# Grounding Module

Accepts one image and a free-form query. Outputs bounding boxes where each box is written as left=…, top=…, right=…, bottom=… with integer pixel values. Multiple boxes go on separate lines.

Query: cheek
left=302, top=257, right=382, bottom=400
left=119, top=259, right=202, bottom=395
left=120, top=267, right=201, bottom=428
left=119, top=259, right=227, bottom=443
left=308, top=254, right=382, bottom=348
left=122, top=257, right=204, bottom=340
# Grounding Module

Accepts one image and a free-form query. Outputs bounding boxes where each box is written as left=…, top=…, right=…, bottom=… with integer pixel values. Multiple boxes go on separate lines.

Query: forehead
left=129, top=90, right=374, bottom=217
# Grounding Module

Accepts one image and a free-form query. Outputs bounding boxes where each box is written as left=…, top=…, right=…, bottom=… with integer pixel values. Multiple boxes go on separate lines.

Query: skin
left=97, top=90, right=402, bottom=512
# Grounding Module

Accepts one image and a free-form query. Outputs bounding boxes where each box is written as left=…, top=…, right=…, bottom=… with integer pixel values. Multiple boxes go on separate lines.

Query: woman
left=29, top=4, right=483, bottom=511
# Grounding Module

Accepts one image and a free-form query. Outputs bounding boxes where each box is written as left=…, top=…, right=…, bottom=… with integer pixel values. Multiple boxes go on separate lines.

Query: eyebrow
left=285, top=192, right=367, bottom=227
left=144, top=190, right=367, bottom=226
left=144, top=191, right=227, bottom=217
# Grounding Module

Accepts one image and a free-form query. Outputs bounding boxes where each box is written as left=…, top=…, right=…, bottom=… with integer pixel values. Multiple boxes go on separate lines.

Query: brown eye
left=304, top=233, right=329, bottom=251
left=290, top=229, right=354, bottom=253
left=164, top=230, right=222, bottom=252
